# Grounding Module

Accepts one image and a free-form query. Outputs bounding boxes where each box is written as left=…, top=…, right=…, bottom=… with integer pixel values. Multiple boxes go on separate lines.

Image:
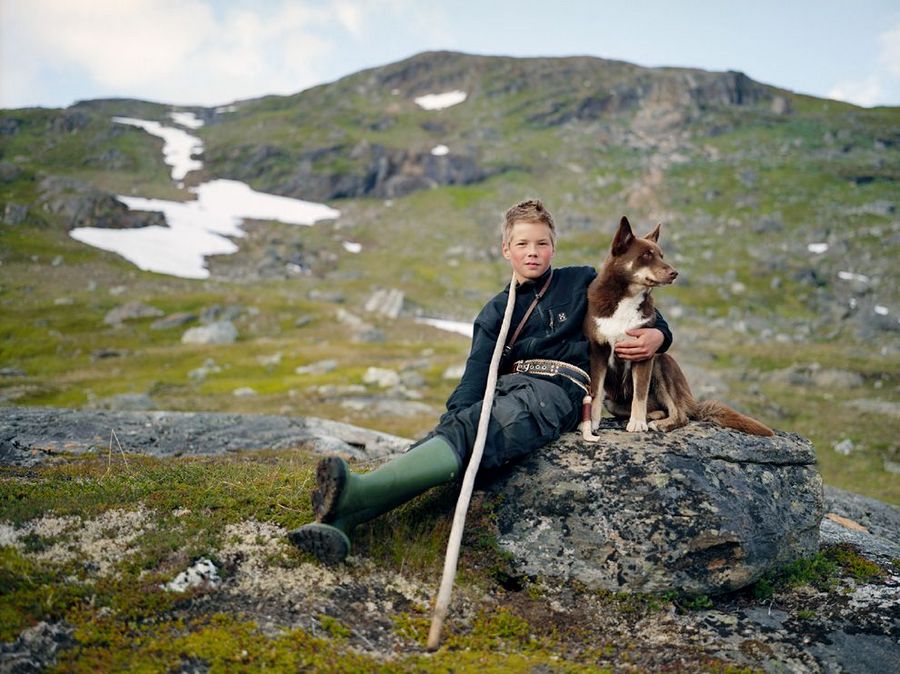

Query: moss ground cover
left=3, top=447, right=794, bottom=672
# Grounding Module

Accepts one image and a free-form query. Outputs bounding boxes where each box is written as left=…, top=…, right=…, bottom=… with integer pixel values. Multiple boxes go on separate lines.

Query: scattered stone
left=833, top=438, right=855, bottom=455
left=340, top=398, right=435, bottom=417
left=770, top=95, right=791, bottom=115
left=811, top=368, right=864, bottom=388
left=399, top=371, right=426, bottom=388
left=2, top=202, right=28, bottom=226
left=0, top=621, right=74, bottom=673
left=294, top=314, right=314, bottom=328
left=188, top=358, right=221, bottom=381
left=848, top=200, right=895, bottom=217
left=0, top=367, right=26, bottom=377
left=362, top=367, right=400, bottom=388
left=104, top=301, right=164, bottom=325
left=90, top=393, right=154, bottom=411
left=233, top=387, right=257, bottom=397
left=162, top=558, right=221, bottom=592
left=199, top=305, right=242, bottom=325
left=90, top=348, right=125, bottom=360
left=257, top=352, right=282, bottom=367
left=824, top=485, right=900, bottom=546
left=150, top=312, right=197, bottom=330
left=295, top=359, right=338, bottom=376
left=752, top=215, right=783, bottom=234
left=309, top=289, right=345, bottom=304
left=442, top=364, right=466, bottom=380
left=308, top=384, right=367, bottom=398
left=0, top=160, right=21, bottom=182
left=336, top=309, right=385, bottom=343
left=767, top=364, right=864, bottom=389
left=491, top=423, right=823, bottom=595
left=336, top=308, right=368, bottom=328
left=181, top=321, right=238, bottom=345
left=365, top=288, right=405, bottom=319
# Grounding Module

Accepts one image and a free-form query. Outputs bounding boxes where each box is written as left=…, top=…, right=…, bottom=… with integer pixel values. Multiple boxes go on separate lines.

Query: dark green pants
left=428, top=373, right=581, bottom=471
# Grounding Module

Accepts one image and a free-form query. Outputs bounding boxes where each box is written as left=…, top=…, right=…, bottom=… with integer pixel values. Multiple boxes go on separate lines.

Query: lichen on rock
left=490, top=420, right=824, bottom=596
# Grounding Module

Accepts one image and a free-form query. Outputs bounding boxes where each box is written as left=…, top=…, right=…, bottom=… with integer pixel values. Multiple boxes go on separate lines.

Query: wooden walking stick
left=427, top=271, right=518, bottom=651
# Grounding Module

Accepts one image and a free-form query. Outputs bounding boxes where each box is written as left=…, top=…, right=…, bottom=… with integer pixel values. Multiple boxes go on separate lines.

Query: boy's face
left=502, top=220, right=555, bottom=284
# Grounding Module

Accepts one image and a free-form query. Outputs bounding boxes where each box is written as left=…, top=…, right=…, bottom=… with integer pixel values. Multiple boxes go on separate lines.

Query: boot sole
left=312, top=456, right=346, bottom=523
left=287, top=523, right=350, bottom=565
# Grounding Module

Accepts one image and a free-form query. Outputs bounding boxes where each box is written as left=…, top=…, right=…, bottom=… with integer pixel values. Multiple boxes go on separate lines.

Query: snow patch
left=838, top=271, right=870, bottom=283
left=113, top=116, right=202, bottom=180
left=807, top=242, right=829, bottom=254
left=71, top=179, right=339, bottom=279
left=431, top=144, right=449, bottom=156
left=414, top=90, right=467, bottom=110
left=416, top=317, right=474, bottom=338
left=169, top=111, right=204, bottom=129
left=343, top=241, right=362, bottom=253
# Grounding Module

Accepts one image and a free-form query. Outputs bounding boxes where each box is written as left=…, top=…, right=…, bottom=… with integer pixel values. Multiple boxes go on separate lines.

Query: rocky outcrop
left=180, top=320, right=238, bottom=345
left=37, top=176, right=166, bottom=231
left=490, top=421, right=824, bottom=596
left=0, top=406, right=409, bottom=466
left=211, top=140, right=496, bottom=202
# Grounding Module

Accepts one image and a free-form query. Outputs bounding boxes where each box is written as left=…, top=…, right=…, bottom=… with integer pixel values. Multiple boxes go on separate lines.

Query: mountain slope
left=0, top=50, right=898, bottom=502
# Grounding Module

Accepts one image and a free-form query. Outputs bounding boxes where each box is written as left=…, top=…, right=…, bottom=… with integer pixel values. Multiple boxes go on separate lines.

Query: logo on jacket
left=557, top=312, right=567, bottom=324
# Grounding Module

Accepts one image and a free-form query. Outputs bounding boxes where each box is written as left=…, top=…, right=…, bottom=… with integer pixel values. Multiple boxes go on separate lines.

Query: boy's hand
left=615, top=328, right=664, bottom=361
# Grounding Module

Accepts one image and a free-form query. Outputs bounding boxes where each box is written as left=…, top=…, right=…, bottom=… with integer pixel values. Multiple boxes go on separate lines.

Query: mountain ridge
left=1, top=49, right=898, bottom=503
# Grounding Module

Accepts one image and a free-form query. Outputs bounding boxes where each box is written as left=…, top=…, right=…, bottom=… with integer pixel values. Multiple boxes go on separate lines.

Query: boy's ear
left=610, top=216, right=634, bottom=256
left=644, top=223, right=661, bottom=242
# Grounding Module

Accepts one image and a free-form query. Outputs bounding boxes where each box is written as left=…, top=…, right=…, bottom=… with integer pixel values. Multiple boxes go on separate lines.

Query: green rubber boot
left=287, top=436, right=461, bottom=564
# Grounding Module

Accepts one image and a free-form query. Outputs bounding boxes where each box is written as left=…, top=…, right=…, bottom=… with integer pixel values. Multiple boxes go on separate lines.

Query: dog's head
left=608, top=216, right=678, bottom=287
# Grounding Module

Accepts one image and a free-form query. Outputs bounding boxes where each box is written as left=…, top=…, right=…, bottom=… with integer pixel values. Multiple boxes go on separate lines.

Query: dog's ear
left=611, top=216, right=634, bottom=256
left=644, top=223, right=661, bottom=242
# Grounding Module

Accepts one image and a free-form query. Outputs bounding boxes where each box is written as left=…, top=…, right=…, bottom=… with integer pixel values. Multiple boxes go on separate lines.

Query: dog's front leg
left=581, top=347, right=608, bottom=442
left=626, top=357, right=654, bottom=432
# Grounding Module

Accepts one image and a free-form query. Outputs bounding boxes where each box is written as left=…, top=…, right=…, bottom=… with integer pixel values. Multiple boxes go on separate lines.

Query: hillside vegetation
left=1, top=50, right=898, bottom=502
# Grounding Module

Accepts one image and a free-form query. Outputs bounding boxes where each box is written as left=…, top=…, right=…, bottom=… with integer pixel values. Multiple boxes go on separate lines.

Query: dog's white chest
left=591, top=294, right=648, bottom=346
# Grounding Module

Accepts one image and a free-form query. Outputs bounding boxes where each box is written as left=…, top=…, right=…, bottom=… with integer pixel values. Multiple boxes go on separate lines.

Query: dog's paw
left=626, top=418, right=649, bottom=432
left=580, top=422, right=601, bottom=443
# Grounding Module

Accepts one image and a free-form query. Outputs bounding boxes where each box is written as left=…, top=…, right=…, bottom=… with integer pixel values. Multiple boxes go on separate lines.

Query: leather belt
left=513, top=359, right=590, bottom=394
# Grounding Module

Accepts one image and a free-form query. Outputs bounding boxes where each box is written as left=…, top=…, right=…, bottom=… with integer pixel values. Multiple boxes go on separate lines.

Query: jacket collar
left=514, top=266, right=553, bottom=292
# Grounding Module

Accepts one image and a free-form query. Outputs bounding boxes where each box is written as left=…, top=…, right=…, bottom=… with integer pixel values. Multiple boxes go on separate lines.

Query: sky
left=2, top=0, right=900, bottom=110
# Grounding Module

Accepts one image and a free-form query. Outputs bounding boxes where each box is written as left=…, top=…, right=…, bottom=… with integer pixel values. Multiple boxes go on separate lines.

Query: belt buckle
left=519, top=360, right=559, bottom=376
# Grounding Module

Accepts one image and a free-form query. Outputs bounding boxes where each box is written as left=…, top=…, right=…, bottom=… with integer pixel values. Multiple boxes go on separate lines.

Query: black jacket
left=444, top=265, right=673, bottom=414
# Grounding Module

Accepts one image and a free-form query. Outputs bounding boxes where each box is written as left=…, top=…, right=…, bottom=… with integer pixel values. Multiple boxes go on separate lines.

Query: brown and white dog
left=580, top=216, right=774, bottom=440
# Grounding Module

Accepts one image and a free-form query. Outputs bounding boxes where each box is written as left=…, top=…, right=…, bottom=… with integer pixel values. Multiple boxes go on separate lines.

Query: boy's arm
left=615, top=309, right=673, bottom=361
left=442, top=319, right=498, bottom=415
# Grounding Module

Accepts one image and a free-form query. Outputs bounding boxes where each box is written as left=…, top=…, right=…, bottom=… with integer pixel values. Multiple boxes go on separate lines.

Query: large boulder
left=490, top=421, right=824, bottom=596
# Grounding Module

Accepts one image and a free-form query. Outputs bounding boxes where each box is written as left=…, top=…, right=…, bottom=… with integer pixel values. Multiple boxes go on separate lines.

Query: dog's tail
left=691, top=400, right=774, bottom=437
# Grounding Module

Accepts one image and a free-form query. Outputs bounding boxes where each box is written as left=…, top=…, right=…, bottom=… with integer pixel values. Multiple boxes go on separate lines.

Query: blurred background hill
left=1, top=51, right=898, bottom=501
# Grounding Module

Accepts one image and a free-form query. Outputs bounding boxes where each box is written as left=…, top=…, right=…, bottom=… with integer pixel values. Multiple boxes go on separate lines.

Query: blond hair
left=502, top=199, right=556, bottom=246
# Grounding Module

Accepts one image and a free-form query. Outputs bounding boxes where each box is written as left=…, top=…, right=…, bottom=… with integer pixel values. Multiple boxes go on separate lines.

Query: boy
left=289, top=199, right=672, bottom=564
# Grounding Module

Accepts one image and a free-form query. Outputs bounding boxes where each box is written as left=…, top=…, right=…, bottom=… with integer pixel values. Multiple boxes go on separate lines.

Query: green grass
left=751, top=543, right=885, bottom=602
left=0, top=450, right=621, bottom=672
